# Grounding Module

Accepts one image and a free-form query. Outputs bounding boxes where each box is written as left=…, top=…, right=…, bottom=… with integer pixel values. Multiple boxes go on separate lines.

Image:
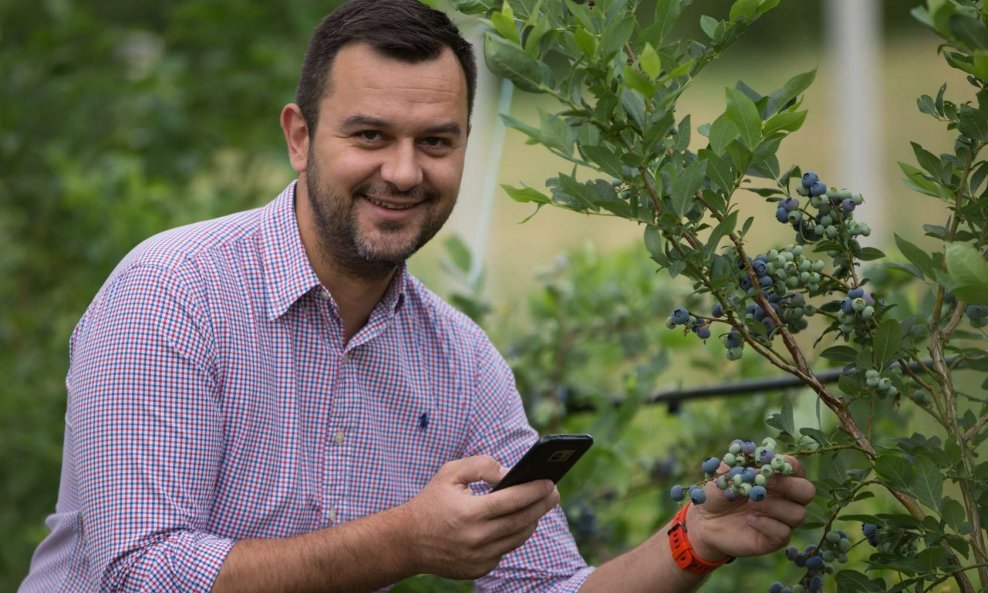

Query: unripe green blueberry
left=754, top=473, right=767, bottom=486
left=723, top=452, right=736, bottom=465
left=771, top=455, right=785, bottom=469
left=838, top=552, right=848, bottom=563
left=860, top=223, right=871, bottom=236
left=852, top=193, right=863, bottom=205
left=792, top=585, right=805, bottom=593
left=728, top=442, right=741, bottom=454
left=852, top=297, right=866, bottom=312
left=838, top=538, right=852, bottom=552
left=825, top=531, right=841, bottom=544
left=825, top=225, right=839, bottom=239
left=822, top=549, right=835, bottom=562
left=782, top=462, right=793, bottom=475
left=762, top=436, right=777, bottom=449
left=861, top=305, right=875, bottom=319
left=878, top=377, right=891, bottom=390
left=820, top=215, right=833, bottom=226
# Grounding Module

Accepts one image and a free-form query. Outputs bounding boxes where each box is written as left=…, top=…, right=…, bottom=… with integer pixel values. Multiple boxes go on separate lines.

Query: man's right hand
left=396, top=455, right=560, bottom=579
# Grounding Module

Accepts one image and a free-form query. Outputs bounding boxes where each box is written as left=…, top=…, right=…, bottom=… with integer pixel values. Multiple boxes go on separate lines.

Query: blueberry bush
left=448, top=0, right=988, bottom=591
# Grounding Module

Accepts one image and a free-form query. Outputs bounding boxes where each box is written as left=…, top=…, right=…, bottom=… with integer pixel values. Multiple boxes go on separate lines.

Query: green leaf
left=708, top=115, right=740, bottom=156
left=573, top=27, right=598, bottom=59
left=502, top=184, right=550, bottom=204
left=640, top=43, right=661, bottom=79
left=857, top=247, right=886, bottom=261
left=949, top=12, right=988, bottom=50
left=766, top=69, right=816, bottom=115
left=620, top=89, right=647, bottom=132
left=762, top=110, right=806, bottom=137
left=443, top=235, right=472, bottom=273
left=699, top=15, right=720, bottom=40
left=725, top=87, right=762, bottom=150
left=779, top=397, right=795, bottom=436
left=821, top=345, right=859, bottom=363
left=483, top=32, right=552, bottom=93
left=899, top=161, right=943, bottom=198
left=895, top=233, right=936, bottom=280
left=945, top=242, right=988, bottom=286
left=449, top=0, right=493, bottom=15
left=876, top=454, right=915, bottom=489
left=729, top=0, right=759, bottom=23
left=911, top=141, right=943, bottom=180
left=581, top=145, right=627, bottom=179
left=909, top=456, right=943, bottom=512
left=953, top=284, right=988, bottom=304
left=491, top=6, right=520, bottom=43
left=622, top=65, right=655, bottom=99
left=942, top=497, right=966, bottom=531
left=669, top=159, right=705, bottom=218
left=836, top=570, right=884, bottom=593
left=873, top=318, right=903, bottom=367
left=650, top=0, right=683, bottom=46
left=644, top=225, right=663, bottom=261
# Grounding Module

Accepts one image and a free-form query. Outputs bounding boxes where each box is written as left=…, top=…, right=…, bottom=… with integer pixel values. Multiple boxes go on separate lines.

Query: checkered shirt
left=19, top=182, right=594, bottom=592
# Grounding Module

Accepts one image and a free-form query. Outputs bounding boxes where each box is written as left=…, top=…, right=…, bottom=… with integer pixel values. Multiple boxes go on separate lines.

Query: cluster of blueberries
left=783, top=172, right=870, bottom=244
left=834, top=285, right=879, bottom=339
left=770, top=530, right=854, bottom=593
left=669, top=437, right=792, bottom=505
left=666, top=306, right=711, bottom=339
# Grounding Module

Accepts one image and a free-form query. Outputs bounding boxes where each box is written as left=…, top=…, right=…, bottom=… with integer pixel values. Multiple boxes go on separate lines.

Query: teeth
left=366, top=197, right=417, bottom=210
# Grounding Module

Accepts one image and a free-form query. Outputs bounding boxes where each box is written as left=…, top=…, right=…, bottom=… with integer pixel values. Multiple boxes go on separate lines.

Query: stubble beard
left=304, top=154, right=454, bottom=282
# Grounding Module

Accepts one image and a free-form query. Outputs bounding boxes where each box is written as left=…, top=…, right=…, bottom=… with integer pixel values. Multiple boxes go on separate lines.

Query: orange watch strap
left=667, top=502, right=733, bottom=575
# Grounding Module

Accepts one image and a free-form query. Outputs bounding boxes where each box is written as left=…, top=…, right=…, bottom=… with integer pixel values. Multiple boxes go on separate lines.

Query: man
left=20, top=0, right=815, bottom=591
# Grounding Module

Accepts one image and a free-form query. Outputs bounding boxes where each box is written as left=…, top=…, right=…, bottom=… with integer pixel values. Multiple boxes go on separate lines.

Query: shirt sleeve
left=68, top=263, right=234, bottom=592
left=462, top=329, right=596, bottom=593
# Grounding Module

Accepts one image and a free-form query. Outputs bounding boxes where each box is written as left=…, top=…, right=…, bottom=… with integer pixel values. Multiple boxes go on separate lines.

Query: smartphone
left=491, top=433, right=594, bottom=492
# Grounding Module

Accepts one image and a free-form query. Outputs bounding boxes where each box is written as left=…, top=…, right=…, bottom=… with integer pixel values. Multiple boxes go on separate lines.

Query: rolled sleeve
left=70, top=264, right=230, bottom=592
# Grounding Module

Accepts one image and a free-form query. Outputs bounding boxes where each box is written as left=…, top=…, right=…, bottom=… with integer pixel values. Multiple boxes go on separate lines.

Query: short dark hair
left=296, top=0, right=477, bottom=135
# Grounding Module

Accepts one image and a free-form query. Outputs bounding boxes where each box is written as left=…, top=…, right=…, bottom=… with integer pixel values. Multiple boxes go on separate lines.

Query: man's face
left=303, top=43, right=469, bottom=276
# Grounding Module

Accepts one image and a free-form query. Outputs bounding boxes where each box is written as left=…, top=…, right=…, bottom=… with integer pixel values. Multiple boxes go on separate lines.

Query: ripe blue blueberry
left=696, top=324, right=712, bottom=340
left=701, top=457, right=721, bottom=474
left=712, top=303, right=724, bottom=318
left=740, top=440, right=756, bottom=455
left=725, top=331, right=743, bottom=349
left=802, top=171, right=819, bottom=188
left=749, top=485, right=767, bottom=501
left=841, top=198, right=855, bottom=213
left=670, top=485, right=685, bottom=502
left=769, top=582, right=784, bottom=593
left=862, top=523, right=878, bottom=538
left=671, top=307, right=690, bottom=325
left=776, top=206, right=789, bottom=223
left=808, top=181, right=827, bottom=197
left=848, top=286, right=865, bottom=298
left=689, top=486, right=707, bottom=504
left=805, top=555, right=824, bottom=570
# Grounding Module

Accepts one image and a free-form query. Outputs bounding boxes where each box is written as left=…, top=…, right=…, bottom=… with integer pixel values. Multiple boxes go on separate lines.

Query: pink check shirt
left=20, top=182, right=593, bottom=592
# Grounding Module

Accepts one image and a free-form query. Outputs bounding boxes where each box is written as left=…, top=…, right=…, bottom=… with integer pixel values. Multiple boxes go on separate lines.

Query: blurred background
left=0, top=0, right=966, bottom=590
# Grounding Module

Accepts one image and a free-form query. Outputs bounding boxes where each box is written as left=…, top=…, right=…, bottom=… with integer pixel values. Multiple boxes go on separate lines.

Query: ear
left=281, top=103, right=310, bottom=173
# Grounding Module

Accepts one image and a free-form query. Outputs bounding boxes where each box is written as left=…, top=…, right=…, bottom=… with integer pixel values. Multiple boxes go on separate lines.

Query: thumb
left=440, top=455, right=507, bottom=486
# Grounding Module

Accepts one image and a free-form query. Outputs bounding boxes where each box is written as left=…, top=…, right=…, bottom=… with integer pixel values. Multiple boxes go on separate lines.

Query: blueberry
left=701, top=457, right=721, bottom=474
left=670, top=485, right=685, bottom=501
left=809, top=576, right=823, bottom=592
left=696, top=324, right=712, bottom=340
left=786, top=546, right=799, bottom=561
left=862, top=523, right=878, bottom=538
left=689, top=486, right=707, bottom=504
left=753, top=259, right=768, bottom=276
left=725, top=331, right=743, bottom=349
left=808, top=181, right=828, bottom=197
left=802, top=171, right=819, bottom=188
left=841, top=298, right=854, bottom=314
left=740, top=440, right=756, bottom=455
left=671, top=306, right=690, bottom=325
left=741, top=467, right=758, bottom=483
left=848, top=286, right=865, bottom=298
left=769, top=582, right=784, bottom=593
left=712, top=303, right=724, bottom=318
left=759, top=448, right=775, bottom=464
left=749, top=485, right=767, bottom=501
left=776, top=206, right=789, bottom=223
left=783, top=197, right=799, bottom=211
left=841, top=198, right=855, bottom=213
left=806, top=555, right=824, bottom=570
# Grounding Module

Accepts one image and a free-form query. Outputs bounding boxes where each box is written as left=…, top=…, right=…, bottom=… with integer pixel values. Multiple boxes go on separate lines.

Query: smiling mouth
left=364, top=195, right=421, bottom=210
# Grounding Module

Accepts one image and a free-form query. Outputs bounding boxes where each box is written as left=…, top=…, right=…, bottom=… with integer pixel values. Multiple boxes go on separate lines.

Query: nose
left=380, top=140, right=423, bottom=192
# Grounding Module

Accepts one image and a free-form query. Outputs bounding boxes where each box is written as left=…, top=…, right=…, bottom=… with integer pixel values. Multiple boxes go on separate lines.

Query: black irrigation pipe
left=566, top=358, right=946, bottom=414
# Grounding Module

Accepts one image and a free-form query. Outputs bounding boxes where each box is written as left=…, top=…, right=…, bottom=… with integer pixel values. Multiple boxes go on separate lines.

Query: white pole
left=827, top=0, right=884, bottom=243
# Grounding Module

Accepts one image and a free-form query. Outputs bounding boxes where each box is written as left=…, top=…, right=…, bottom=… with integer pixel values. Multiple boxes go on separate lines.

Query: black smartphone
left=491, top=433, right=594, bottom=492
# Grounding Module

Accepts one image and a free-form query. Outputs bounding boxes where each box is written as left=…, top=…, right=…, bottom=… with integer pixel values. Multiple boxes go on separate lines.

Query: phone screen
left=491, top=433, right=593, bottom=492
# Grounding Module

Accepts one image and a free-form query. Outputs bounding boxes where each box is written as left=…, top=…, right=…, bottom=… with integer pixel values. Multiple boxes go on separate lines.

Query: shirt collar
left=262, top=181, right=322, bottom=320
left=261, top=181, right=409, bottom=320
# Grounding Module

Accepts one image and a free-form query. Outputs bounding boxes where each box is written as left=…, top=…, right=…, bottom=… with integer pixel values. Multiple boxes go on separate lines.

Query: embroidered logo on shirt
left=418, top=412, right=429, bottom=430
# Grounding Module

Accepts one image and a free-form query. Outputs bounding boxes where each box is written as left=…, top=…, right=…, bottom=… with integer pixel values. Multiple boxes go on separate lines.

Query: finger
left=745, top=512, right=794, bottom=549
left=766, top=475, right=816, bottom=505
left=750, top=497, right=806, bottom=529
left=487, top=491, right=558, bottom=539
left=482, top=481, right=557, bottom=519
left=782, top=455, right=806, bottom=478
left=478, top=516, right=541, bottom=560
left=442, top=455, right=506, bottom=486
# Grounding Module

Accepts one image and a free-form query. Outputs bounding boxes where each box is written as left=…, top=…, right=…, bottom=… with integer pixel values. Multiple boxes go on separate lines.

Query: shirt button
left=328, top=508, right=338, bottom=523
left=320, top=288, right=331, bottom=300
left=333, top=431, right=345, bottom=445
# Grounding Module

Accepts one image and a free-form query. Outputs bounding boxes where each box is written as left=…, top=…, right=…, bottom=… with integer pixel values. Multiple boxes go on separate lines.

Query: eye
left=420, top=137, right=453, bottom=151
left=356, top=130, right=383, bottom=142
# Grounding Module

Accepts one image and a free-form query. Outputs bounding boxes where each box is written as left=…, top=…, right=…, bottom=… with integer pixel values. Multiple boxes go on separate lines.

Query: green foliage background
left=0, top=0, right=939, bottom=591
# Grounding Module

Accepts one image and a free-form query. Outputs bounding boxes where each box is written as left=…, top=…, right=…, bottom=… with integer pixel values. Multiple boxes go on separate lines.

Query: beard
left=304, top=150, right=454, bottom=282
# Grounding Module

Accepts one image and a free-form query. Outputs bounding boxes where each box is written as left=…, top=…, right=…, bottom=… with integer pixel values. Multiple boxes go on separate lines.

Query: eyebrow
left=340, top=115, right=463, bottom=138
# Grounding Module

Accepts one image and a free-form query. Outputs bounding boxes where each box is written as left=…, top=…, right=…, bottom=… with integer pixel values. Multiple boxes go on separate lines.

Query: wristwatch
left=667, top=502, right=733, bottom=575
